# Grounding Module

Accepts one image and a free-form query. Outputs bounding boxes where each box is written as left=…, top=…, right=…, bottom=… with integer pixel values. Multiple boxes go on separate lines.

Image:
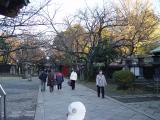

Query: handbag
left=53, top=80, right=57, bottom=85
left=67, top=80, right=71, bottom=86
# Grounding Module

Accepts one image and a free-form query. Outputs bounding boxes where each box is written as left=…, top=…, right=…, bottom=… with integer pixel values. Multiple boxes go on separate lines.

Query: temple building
left=0, top=0, right=30, bottom=17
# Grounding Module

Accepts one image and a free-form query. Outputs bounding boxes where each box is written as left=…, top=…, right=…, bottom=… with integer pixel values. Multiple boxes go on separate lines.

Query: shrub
left=112, top=70, right=135, bottom=90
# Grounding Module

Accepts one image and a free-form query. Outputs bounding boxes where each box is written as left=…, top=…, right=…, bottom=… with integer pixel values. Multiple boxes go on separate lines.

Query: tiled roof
left=151, top=46, right=160, bottom=53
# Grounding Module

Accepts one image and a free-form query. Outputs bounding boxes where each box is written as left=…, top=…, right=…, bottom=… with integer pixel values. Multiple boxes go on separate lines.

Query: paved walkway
left=0, top=76, right=39, bottom=120
left=34, top=79, right=158, bottom=120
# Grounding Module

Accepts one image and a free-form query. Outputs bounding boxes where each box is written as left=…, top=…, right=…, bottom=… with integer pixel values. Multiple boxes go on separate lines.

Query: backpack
left=39, top=72, right=47, bottom=80
left=56, top=73, right=64, bottom=82
left=39, top=73, right=43, bottom=80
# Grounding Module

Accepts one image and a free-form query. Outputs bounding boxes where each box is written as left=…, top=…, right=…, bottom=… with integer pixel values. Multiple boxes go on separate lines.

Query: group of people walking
left=39, top=68, right=78, bottom=92
left=39, top=67, right=107, bottom=99
left=39, top=68, right=107, bottom=120
left=39, top=68, right=64, bottom=92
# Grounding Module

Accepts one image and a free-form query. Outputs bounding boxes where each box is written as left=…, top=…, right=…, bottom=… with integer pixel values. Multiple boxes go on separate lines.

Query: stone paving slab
left=34, top=80, right=158, bottom=120
left=0, top=76, right=39, bottom=120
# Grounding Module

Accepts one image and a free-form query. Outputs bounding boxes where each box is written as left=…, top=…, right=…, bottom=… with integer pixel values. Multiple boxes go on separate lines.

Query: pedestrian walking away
left=56, top=71, right=64, bottom=90
left=39, top=69, right=47, bottom=92
left=47, top=69, right=56, bottom=92
left=96, top=70, right=107, bottom=98
left=69, top=68, right=77, bottom=90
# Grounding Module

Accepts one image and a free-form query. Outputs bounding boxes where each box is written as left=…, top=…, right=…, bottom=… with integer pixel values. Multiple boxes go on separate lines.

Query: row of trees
left=0, top=0, right=52, bottom=64
left=0, top=0, right=160, bottom=80
left=44, top=0, right=160, bottom=79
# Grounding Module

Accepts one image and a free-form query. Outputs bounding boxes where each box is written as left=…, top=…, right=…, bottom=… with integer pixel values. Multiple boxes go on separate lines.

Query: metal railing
left=0, top=84, right=6, bottom=120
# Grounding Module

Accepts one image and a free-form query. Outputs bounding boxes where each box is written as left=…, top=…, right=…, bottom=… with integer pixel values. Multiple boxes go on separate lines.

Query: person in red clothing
left=56, top=71, right=64, bottom=90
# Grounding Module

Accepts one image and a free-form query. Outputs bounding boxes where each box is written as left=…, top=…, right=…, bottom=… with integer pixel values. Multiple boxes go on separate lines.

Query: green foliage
left=113, top=70, right=135, bottom=90
left=0, top=37, right=10, bottom=63
left=135, top=42, right=159, bottom=55
left=92, top=38, right=119, bottom=64
left=0, top=37, right=10, bottom=50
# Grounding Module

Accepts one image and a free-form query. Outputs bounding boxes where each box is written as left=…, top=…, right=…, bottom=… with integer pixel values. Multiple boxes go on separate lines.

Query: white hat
left=67, top=101, right=86, bottom=120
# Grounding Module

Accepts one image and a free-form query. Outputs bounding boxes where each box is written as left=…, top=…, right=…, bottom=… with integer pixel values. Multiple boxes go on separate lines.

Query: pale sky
left=30, top=0, right=107, bottom=22
left=30, top=0, right=160, bottom=22
left=153, top=0, right=160, bottom=13
left=52, top=0, right=105, bottom=21
left=29, top=0, right=106, bottom=33
left=28, top=0, right=160, bottom=33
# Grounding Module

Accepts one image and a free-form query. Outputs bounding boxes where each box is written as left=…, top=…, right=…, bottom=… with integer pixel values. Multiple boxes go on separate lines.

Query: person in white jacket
left=70, top=69, right=77, bottom=90
left=67, top=101, right=86, bottom=120
left=96, top=70, right=107, bottom=98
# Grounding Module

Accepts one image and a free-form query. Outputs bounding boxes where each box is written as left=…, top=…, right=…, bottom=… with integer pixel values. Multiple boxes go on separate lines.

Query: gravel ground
left=0, top=76, right=39, bottom=120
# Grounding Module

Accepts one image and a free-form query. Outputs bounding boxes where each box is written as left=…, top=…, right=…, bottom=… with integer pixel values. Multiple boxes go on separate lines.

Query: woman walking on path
left=69, top=68, right=77, bottom=90
left=96, top=70, right=107, bottom=98
left=56, top=71, right=64, bottom=90
left=47, top=69, right=56, bottom=92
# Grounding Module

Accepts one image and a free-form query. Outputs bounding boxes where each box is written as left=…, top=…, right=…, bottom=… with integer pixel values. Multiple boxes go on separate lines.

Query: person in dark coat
left=47, top=69, right=56, bottom=92
left=56, top=71, right=64, bottom=90
left=39, top=69, right=47, bottom=92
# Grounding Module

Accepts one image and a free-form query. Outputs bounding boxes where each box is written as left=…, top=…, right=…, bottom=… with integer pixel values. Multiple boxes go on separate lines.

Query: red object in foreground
left=62, top=65, right=69, bottom=77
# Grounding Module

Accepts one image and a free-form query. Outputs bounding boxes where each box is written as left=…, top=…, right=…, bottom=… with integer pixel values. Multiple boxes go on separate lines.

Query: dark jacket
left=47, top=72, right=56, bottom=86
left=39, top=71, right=47, bottom=82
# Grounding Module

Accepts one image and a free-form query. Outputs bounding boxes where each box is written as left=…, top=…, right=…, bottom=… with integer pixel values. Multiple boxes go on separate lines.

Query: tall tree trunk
left=86, top=59, right=94, bottom=81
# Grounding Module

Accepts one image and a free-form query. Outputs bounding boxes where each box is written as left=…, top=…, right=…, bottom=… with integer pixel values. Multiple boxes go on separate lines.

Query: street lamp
left=46, top=56, right=50, bottom=69
left=46, top=56, right=50, bottom=60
